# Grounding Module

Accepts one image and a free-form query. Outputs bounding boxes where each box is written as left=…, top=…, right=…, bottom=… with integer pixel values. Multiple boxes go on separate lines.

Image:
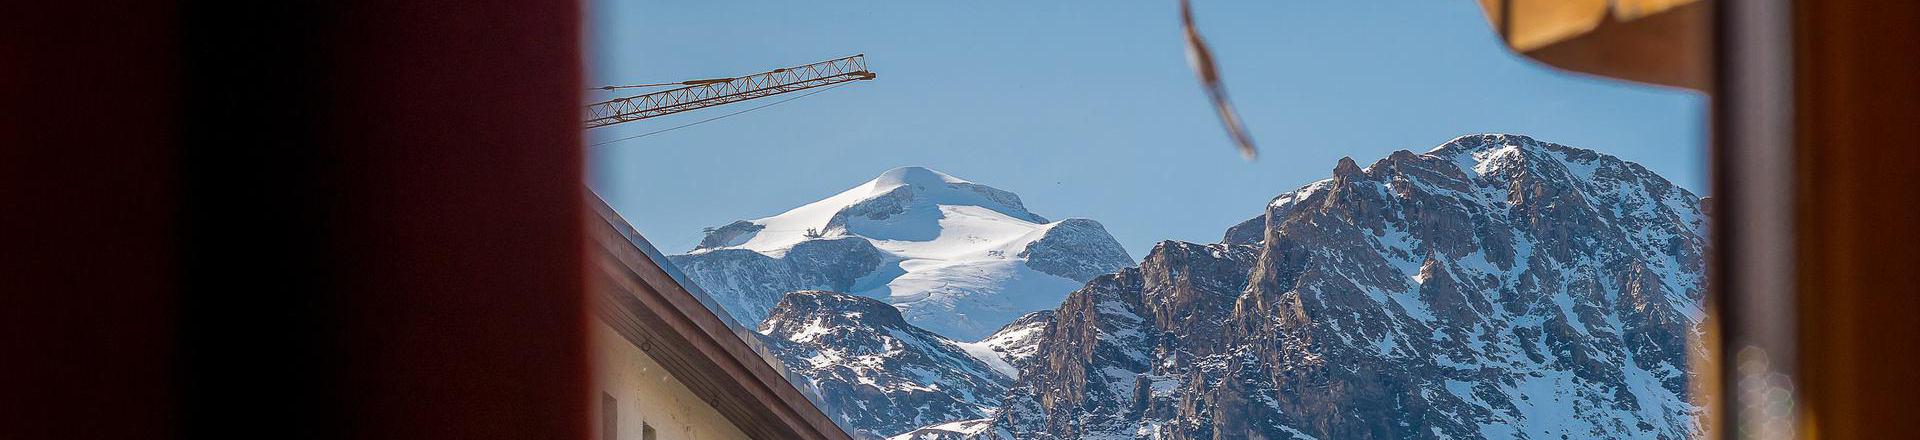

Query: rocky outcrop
left=696, top=220, right=764, bottom=249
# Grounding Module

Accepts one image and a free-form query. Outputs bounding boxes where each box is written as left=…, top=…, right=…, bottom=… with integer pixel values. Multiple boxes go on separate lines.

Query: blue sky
left=586, top=0, right=1706, bottom=258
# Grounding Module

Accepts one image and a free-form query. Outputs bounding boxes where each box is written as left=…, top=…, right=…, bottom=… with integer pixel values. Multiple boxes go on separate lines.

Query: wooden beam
left=1791, top=0, right=1920, bottom=437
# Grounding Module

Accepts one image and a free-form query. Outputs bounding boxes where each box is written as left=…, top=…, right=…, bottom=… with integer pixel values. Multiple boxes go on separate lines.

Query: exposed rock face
left=670, top=166, right=1135, bottom=340
left=759, top=291, right=1014, bottom=440
left=974, top=134, right=1706, bottom=439
left=989, top=241, right=1261, bottom=439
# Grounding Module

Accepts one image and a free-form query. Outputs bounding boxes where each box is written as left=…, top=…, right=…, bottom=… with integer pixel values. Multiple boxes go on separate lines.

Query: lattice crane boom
left=584, top=54, right=875, bottom=129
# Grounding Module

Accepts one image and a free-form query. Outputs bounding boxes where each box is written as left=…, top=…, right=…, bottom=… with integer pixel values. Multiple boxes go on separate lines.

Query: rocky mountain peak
left=872, top=166, right=966, bottom=188
left=1423, top=133, right=1566, bottom=167
left=1332, top=156, right=1363, bottom=178
left=970, top=135, right=1706, bottom=439
left=756, top=290, right=1013, bottom=439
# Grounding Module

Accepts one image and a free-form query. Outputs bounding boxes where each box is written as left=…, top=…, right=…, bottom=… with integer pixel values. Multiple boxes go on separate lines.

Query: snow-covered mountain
left=670, top=166, right=1135, bottom=341
left=955, top=134, right=1708, bottom=439
left=670, top=135, right=1704, bottom=439
left=756, top=291, right=1013, bottom=440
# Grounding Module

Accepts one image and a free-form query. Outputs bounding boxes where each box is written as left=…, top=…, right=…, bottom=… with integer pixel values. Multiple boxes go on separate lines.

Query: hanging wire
left=588, top=82, right=852, bottom=148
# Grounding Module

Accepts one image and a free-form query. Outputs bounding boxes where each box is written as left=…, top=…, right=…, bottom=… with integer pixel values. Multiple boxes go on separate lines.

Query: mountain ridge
left=972, top=133, right=1707, bottom=439
left=673, top=134, right=1706, bottom=439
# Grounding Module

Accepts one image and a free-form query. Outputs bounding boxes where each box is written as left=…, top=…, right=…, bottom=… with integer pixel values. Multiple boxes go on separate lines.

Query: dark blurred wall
left=5, top=0, right=589, bottom=438
left=3, top=1, right=182, bottom=438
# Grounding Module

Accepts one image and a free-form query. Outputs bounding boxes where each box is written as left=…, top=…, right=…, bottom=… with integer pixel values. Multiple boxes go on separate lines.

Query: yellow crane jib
left=584, top=54, right=876, bottom=129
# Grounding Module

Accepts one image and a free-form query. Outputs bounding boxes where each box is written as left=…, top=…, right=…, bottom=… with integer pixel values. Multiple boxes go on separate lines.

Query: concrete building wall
left=594, top=320, right=751, bottom=440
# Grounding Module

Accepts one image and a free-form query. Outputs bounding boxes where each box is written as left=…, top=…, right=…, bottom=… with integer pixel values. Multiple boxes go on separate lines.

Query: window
left=588, top=2, right=1710, bottom=439
left=601, top=393, right=616, bottom=440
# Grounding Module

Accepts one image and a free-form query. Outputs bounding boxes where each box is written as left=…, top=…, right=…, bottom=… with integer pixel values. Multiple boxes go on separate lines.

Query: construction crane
left=584, top=54, right=876, bottom=129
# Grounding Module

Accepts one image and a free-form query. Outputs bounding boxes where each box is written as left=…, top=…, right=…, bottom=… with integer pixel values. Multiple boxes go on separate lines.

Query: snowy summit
left=670, top=166, right=1135, bottom=341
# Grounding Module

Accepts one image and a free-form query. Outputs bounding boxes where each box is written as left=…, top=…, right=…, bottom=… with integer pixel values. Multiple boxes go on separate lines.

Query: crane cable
left=587, top=82, right=851, bottom=148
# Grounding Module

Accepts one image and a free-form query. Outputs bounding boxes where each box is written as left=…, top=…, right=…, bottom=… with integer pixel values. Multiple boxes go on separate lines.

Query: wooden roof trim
left=588, top=194, right=852, bottom=440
